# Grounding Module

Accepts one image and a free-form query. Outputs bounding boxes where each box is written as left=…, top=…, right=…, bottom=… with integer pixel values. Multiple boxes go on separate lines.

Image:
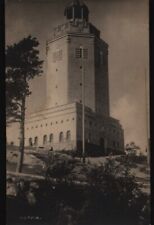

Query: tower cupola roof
left=64, top=0, right=89, bottom=21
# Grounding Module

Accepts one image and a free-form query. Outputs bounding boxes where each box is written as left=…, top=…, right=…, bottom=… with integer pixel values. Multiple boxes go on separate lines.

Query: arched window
left=59, top=132, right=64, bottom=142
left=49, top=133, right=53, bottom=143
left=29, top=138, right=33, bottom=146
left=66, top=130, right=71, bottom=141
left=34, top=137, right=38, bottom=146
left=43, top=135, right=47, bottom=145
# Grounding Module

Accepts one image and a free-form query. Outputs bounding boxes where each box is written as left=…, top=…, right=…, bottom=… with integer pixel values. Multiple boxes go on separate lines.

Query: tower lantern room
left=64, top=0, right=89, bottom=22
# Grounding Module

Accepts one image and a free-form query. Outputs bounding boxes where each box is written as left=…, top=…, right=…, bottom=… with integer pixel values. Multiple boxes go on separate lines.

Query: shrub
left=7, top=156, right=150, bottom=225
left=78, top=159, right=150, bottom=225
left=120, top=154, right=147, bottom=165
left=45, top=153, right=79, bottom=183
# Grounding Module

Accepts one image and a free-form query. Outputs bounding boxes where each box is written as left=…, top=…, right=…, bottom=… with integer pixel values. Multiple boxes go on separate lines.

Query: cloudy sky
left=6, top=0, right=149, bottom=150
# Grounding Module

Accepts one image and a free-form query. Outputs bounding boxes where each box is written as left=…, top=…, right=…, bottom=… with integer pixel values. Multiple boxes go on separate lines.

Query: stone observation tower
left=46, top=0, right=109, bottom=116
left=22, top=0, right=124, bottom=154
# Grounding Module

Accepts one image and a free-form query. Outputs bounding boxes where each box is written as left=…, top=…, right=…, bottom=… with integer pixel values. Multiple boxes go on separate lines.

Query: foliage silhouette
left=7, top=157, right=150, bottom=225
left=6, top=35, right=43, bottom=172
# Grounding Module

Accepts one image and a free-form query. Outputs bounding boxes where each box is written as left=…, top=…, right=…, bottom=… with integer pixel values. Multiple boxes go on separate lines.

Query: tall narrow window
left=75, top=48, right=82, bottom=58
left=59, top=132, right=64, bottom=142
left=75, top=48, right=88, bottom=59
left=49, top=133, right=53, bottom=143
left=34, top=137, right=38, bottom=146
left=43, top=135, right=47, bottom=145
left=29, top=138, right=33, bottom=147
left=66, top=130, right=71, bottom=141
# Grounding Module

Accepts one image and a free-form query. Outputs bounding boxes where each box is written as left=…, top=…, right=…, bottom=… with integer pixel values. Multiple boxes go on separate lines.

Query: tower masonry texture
left=7, top=0, right=124, bottom=154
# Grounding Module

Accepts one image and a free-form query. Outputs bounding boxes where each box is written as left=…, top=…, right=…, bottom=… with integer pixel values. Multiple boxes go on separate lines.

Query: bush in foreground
left=7, top=155, right=150, bottom=225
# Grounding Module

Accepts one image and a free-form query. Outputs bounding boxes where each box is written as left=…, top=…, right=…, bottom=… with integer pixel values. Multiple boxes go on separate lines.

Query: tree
left=125, top=142, right=141, bottom=155
left=80, top=159, right=148, bottom=225
left=6, top=35, right=43, bottom=172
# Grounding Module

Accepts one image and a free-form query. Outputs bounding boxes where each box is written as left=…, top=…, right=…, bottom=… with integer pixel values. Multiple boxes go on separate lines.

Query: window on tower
left=74, top=6, right=82, bottom=19
left=75, top=48, right=88, bottom=59
left=75, top=48, right=82, bottom=58
left=66, top=8, right=73, bottom=19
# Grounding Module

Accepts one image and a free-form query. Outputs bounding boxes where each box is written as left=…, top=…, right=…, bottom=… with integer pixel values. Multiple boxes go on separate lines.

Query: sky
left=5, top=0, right=149, bottom=150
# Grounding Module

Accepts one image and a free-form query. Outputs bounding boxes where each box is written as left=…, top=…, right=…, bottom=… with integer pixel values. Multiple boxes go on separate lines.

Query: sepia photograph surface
left=6, top=0, right=150, bottom=225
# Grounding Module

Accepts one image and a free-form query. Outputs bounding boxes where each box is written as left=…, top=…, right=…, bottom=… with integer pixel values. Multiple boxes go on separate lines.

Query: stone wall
left=25, top=103, right=77, bottom=150
left=7, top=103, right=124, bottom=153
